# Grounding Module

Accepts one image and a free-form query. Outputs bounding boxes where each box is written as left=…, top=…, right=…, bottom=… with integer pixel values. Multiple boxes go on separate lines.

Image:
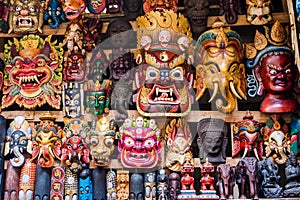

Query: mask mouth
left=17, top=17, right=35, bottom=27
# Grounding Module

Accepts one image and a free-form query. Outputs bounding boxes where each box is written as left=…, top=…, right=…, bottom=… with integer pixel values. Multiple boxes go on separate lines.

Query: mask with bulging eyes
left=246, top=0, right=272, bottom=25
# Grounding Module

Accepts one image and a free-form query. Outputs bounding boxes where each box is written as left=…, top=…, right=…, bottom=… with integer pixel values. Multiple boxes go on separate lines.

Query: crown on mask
left=87, top=80, right=111, bottom=92
left=245, top=20, right=293, bottom=68
left=135, top=9, right=192, bottom=67
left=234, top=110, right=262, bottom=134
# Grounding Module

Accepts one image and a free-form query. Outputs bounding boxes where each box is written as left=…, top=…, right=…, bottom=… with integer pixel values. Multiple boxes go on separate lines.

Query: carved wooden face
left=143, top=0, right=178, bottom=12
left=86, top=0, right=106, bottom=13
left=44, top=0, right=66, bottom=29
left=109, top=52, right=135, bottom=81
left=118, top=117, right=162, bottom=168
left=145, top=172, right=156, bottom=200
left=63, top=83, right=84, bottom=118
left=63, top=52, right=87, bottom=82
left=3, top=35, right=63, bottom=109
left=8, top=0, right=43, bottom=33
left=61, top=0, right=86, bottom=20
left=82, top=18, right=103, bottom=52
left=106, top=0, right=122, bottom=13
left=246, top=0, right=271, bottom=25
left=87, top=90, right=109, bottom=115
left=107, top=19, right=132, bottom=48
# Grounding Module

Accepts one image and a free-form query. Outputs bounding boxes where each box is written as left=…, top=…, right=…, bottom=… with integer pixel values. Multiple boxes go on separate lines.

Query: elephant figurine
left=216, top=164, right=235, bottom=200
left=195, top=20, right=246, bottom=113
left=44, top=0, right=66, bottom=29
left=236, top=157, right=259, bottom=200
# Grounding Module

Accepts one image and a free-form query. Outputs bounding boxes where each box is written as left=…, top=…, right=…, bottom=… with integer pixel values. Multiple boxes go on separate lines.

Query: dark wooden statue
left=236, top=157, right=259, bottom=200
left=0, top=115, right=6, bottom=198
left=34, top=165, right=51, bottom=200
left=169, top=173, right=180, bottom=200
left=123, top=0, right=144, bottom=19
left=216, top=164, right=235, bottom=200
left=258, top=159, right=283, bottom=198
left=130, top=173, right=144, bottom=200
left=92, top=167, right=106, bottom=200
left=283, top=152, right=300, bottom=197
left=157, top=169, right=168, bottom=200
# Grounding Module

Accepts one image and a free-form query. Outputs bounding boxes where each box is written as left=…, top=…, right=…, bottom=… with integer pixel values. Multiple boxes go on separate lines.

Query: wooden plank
left=207, top=12, right=290, bottom=27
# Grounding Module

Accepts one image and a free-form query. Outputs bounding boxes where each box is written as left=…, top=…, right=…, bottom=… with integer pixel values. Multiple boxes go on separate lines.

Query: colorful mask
left=106, top=0, right=122, bottom=13
left=106, top=170, right=117, bottom=200
left=183, top=0, right=209, bottom=39
left=19, top=158, right=37, bottom=200
left=50, top=167, right=65, bottom=200
left=3, top=35, right=63, bottom=109
left=263, top=115, right=290, bottom=165
left=233, top=111, right=263, bottom=160
left=62, top=82, right=85, bottom=118
left=109, top=50, right=135, bottom=81
left=8, top=0, right=44, bottom=34
left=135, top=10, right=194, bottom=117
left=116, top=170, right=129, bottom=200
left=79, top=176, right=93, bottom=200
left=86, top=117, right=116, bottom=167
left=64, top=168, right=78, bottom=200
left=82, top=17, right=103, bottom=52
left=297, top=0, right=300, bottom=22
left=61, top=21, right=84, bottom=56
left=44, top=0, right=66, bottom=29
left=219, top=0, right=242, bottom=24
left=197, top=118, right=228, bottom=163
left=143, top=0, right=178, bottom=12
left=61, top=0, right=86, bottom=20
left=245, top=21, right=300, bottom=113
left=118, top=117, right=162, bottom=168
left=246, top=0, right=272, bottom=25
left=156, top=168, right=168, bottom=199
left=87, top=49, right=109, bottom=83
left=86, top=0, right=106, bottom=13
left=144, top=172, right=156, bottom=200
left=31, top=111, right=62, bottom=168
left=123, top=0, right=143, bottom=20
left=290, top=113, right=300, bottom=154
left=195, top=20, right=246, bottom=113
left=63, top=51, right=87, bottom=82
left=86, top=80, right=112, bottom=116
left=165, top=118, right=193, bottom=172
left=62, top=118, right=90, bottom=173
left=5, top=116, right=32, bottom=167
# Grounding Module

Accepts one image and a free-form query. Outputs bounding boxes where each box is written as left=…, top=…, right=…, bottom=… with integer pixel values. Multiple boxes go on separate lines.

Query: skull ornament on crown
left=118, top=117, right=162, bottom=168
left=2, top=35, right=63, bottom=109
left=8, top=0, right=44, bottom=34
left=135, top=10, right=194, bottom=117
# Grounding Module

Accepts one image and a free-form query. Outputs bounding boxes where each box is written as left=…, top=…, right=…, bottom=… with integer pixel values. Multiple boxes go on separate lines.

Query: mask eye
left=104, top=138, right=114, bottom=147
left=170, top=68, right=183, bottom=80
left=269, top=69, right=277, bottom=75
left=143, top=138, right=155, bottom=150
left=146, top=67, right=160, bottom=80
left=15, top=6, right=21, bottom=11
left=91, top=138, right=99, bottom=145
left=124, top=137, right=134, bottom=149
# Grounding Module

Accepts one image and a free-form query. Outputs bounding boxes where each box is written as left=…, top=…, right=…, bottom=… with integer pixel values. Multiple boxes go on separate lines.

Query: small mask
left=8, top=0, right=44, bottom=33
left=2, top=35, right=63, bottom=109
left=143, top=0, right=178, bottom=12
left=79, top=176, right=93, bottom=200
left=86, top=80, right=112, bottom=116
left=86, top=117, right=116, bottom=166
left=87, top=49, right=109, bottom=83
left=218, top=0, right=242, bottom=24
left=62, top=83, right=85, bottom=118
left=87, top=0, right=106, bottom=13
left=107, top=18, right=133, bottom=48
left=168, top=173, right=180, bottom=200
left=109, top=50, right=135, bottom=81
left=118, top=117, right=162, bottom=168
left=61, top=0, right=86, bottom=20
left=144, top=172, right=156, bottom=200
left=106, top=0, right=122, bottom=13
left=123, top=0, right=143, bottom=19
left=106, top=170, right=117, bottom=200
left=82, top=17, right=103, bottom=52
left=246, top=0, right=272, bottom=25
left=44, top=0, right=66, bottom=29
left=116, top=170, right=130, bottom=200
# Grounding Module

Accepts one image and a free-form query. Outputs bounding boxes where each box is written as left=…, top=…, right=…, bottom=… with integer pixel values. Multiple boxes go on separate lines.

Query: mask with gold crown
left=245, top=20, right=300, bottom=113
left=195, top=19, right=246, bottom=114
left=8, top=0, right=44, bottom=34
left=134, top=9, right=194, bottom=117
left=2, top=35, right=63, bottom=109
left=86, top=80, right=112, bottom=116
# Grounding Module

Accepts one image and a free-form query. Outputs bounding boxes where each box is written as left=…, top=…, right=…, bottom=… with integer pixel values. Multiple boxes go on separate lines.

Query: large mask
left=197, top=118, right=228, bottom=163
left=82, top=17, right=103, bottom=52
left=62, top=82, right=85, bottom=118
left=165, top=118, right=193, bottom=172
left=218, top=0, right=242, bottom=24
left=2, top=35, right=63, bottom=109
left=233, top=111, right=263, bottom=160
left=86, top=80, right=112, bottom=116
left=86, top=117, right=116, bottom=167
left=246, top=0, right=272, bottom=25
left=246, top=21, right=300, bottom=113
left=8, top=0, right=44, bottom=34
left=118, top=117, right=162, bottom=168
left=5, top=116, right=32, bottom=167
left=31, top=111, right=62, bottom=168
left=123, top=0, right=143, bottom=20
left=86, top=0, right=106, bottom=13
left=62, top=118, right=90, bottom=174
left=106, top=0, right=122, bottom=13
left=135, top=10, right=194, bottom=117
left=61, top=0, right=86, bottom=20
left=44, top=0, right=66, bottom=29
left=183, top=0, right=210, bottom=39
left=195, top=20, right=246, bottom=113
left=263, top=115, right=290, bottom=165
left=143, top=0, right=178, bottom=12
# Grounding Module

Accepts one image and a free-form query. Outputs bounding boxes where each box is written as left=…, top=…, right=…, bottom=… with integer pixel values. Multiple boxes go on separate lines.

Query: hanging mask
left=109, top=50, right=135, bottom=81
left=79, top=176, right=93, bottom=200
left=246, top=0, right=272, bottom=25
left=82, top=17, right=103, bottom=52
left=118, top=117, right=162, bottom=168
left=143, top=0, right=178, bottom=12
left=86, top=0, right=106, bottom=13
left=86, top=80, right=112, bottom=116
left=106, top=0, right=122, bottom=14
left=135, top=10, right=194, bottom=117
left=44, top=0, right=66, bottom=29
left=61, top=0, right=86, bottom=20
left=62, top=83, right=85, bottom=118
left=3, top=35, right=63, bottom=109
left=8, top=0, right=44, bottom=33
